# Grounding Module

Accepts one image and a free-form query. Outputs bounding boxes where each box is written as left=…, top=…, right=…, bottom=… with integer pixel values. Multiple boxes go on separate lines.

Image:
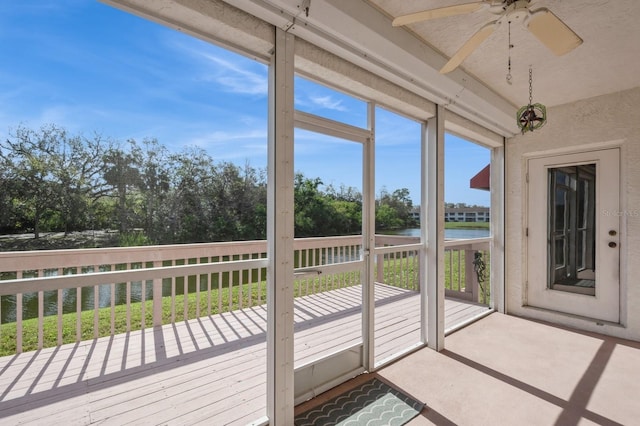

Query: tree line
left=0, top=125, right=416, bottom=245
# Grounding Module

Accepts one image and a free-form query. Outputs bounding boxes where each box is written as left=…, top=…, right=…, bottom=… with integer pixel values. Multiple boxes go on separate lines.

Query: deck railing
left=444, top=238, right=491, bottom=304
left=0, top=234, right=489, bottom=354
left=374, top=235, right=490, bottom=303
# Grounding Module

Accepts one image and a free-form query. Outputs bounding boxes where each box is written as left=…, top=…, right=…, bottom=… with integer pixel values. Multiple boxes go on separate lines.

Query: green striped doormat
left=295, top=378, right=424, bottom=426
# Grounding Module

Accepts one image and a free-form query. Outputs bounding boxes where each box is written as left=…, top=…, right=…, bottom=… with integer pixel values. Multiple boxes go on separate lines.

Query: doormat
left=294, top=378, right=424, bottom=426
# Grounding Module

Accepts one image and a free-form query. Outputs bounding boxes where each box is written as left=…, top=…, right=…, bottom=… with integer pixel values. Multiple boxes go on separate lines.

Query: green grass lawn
left=444, top=221, right=490, bottom=229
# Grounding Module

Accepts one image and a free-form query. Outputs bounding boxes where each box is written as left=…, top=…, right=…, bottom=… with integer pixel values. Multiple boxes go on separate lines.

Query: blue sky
left=0, top=0, right=490, bottom=206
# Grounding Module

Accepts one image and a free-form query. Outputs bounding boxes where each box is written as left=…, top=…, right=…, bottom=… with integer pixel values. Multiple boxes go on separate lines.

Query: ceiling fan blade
left=440, top=21, right=497, bottom=74
left=392, top=2, right=486, bottom=27
left=527, top=8, right=583, bottom=56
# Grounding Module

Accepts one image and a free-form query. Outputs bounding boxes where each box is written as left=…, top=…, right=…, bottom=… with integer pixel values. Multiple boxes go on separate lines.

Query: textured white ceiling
left=365, top=0, right=640, bottom=108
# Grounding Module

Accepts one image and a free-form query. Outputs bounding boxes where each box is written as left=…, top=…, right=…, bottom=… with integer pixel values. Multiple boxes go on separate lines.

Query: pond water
left=385, top=227, right=490, bottom=239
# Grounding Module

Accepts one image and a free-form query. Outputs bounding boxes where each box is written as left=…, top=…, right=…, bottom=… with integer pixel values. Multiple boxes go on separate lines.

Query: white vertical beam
left=427, top=105, right=445, bottom=351
left=267, top=27, right=295, bottom=425
left=420, top=121, right=428, bottom=343
left=491, top=144, right=506, bottom=313
left=362, top=102, right=376, bottom=371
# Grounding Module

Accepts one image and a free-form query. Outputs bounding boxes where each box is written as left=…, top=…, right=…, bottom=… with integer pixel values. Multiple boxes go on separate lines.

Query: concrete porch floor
left=295, top=313, right=640, bottom=426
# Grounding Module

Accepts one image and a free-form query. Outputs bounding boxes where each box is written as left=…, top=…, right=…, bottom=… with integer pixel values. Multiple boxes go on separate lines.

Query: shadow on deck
left=0, top=284, right=489, bottom=425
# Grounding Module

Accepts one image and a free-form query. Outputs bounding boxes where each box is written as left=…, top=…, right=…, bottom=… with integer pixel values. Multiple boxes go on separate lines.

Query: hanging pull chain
left=528, top=66, right=533, bottom=105
left=506, top=21, right=513, bottom=84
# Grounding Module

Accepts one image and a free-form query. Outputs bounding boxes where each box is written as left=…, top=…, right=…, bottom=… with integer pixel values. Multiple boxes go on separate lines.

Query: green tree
left=168, top=147, right=214, bottom=243
left=0, top=125, right=62, bottom=238
left=0, top=166, right=16, bottom=233
left=136, top=139, right=171, bottom=243
left=52, top=132, right=112, bottom=234
left=376, top=187, right=414, bottom=230
left=103, top=141, right=142, bottom=233
left=294, top=174, right=358, bottom=237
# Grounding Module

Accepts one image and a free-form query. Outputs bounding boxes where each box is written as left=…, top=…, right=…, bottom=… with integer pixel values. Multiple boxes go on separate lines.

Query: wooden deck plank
left=0, top=284, right=489, bottom=425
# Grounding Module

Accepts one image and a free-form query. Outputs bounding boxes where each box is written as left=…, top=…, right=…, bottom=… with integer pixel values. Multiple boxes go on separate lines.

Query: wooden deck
left=0, top=284, right=489, bottom=425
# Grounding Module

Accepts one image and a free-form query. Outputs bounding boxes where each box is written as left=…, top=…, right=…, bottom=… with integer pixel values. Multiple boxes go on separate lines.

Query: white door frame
left=526, top=148, right=620, bottom=323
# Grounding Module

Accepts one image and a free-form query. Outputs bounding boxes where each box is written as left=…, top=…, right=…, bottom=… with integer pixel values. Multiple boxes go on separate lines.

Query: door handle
left=608, top=241, right=617, bottom=248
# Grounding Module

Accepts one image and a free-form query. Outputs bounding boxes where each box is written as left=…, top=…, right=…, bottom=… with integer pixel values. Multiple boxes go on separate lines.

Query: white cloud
left=309, top=95, right=348, bottom=112
left=170, top=40, right=268, bottom=96
left=183, top=128, right=268, bottom=161
left=199, top=129, right=267, bottom=144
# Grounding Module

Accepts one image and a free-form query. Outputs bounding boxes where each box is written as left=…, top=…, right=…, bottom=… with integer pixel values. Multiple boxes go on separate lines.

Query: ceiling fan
left=392, top=0, right=583, bottom=74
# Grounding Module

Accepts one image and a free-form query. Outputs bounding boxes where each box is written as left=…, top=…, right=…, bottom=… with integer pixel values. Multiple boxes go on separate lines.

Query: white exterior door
left=527, top=148, right=620, bottom=323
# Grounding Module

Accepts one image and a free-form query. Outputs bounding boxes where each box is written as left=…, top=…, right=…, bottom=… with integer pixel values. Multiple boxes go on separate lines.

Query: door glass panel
left=554, top=238, right=565, bottom=266
left=547, top=164, right=596, bottom=295
left=554, top=188, right=567, bottom=231
left=293, top=129, right=363, bottom=366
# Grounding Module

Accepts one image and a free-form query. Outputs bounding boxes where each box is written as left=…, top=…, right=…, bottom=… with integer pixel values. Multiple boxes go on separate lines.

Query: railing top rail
left=444, top=237, right=491, bottom=249
left=374, top=243, right=422, bottom=255
left=0, top=257, right=269, bottom=296
left=0, top=235, right=367, bottom=272
left=0, top=234, right=490, bottom=276
left=374, top=234, right=420, bottom=245
left=0, top=239, right=269, bottom=270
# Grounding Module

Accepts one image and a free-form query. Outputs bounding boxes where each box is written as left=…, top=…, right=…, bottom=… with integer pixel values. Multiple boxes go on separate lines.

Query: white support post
left=420, top=122, right=428, bottom=343
left=267, top=27, right=296, bottom=426
left=426, top=105, right=445, bottom=351
left=362, top=102, right=376, bottom=371
left=490, top=144, right=506, bottom=313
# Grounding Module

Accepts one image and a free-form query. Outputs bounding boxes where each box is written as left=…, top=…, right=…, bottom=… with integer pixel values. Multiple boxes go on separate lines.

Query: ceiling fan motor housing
left=496, top=0, right=532, bottom=22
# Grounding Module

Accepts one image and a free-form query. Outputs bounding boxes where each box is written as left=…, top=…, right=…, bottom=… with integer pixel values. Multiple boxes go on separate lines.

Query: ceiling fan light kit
left=392, top=0, right=583, bottom=74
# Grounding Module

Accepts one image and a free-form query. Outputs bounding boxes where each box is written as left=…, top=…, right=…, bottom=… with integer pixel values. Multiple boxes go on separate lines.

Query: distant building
left=444, top=207, right=490, bottom=222
left=408, top=206, right=489, bottom=222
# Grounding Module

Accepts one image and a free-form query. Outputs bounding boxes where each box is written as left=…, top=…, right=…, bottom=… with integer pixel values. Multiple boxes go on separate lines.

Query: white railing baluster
left=94, top=282, right=99, bottom=339
left=207, top=267, right=212, bottom=316
left=170, top=262, right=176, bottom=323
left=227, top=257, right=232, bottom=311
left=332, top=246, right=337, bottom=289
left=217, top=269, right=222, bottom=314
left=16, top=292, right=22, bottom=353
left=306, top=249, right=312, bottom=294
left=259, top=260, right=265, bottom=305
left=16, top=270, right=23, bottom=354
left=238, top=265, right=243, bottom=310
left=76, top=285, right=81, bottom=342
left=249, top=254, right=256, bottom=306
left=458, top=250, right=463, bottom=291
left=414, top=250, right=419, bottom=291
left=57, top=268, right=63, bottom=346
left=196, top=270, right=201, bottom=318
left=38, top=269, right=44, bottom=349
left=183, top=269, right=188, bottom=322
left=110, top=267, right=116, bottom=335
left=446, top=250, right=452, bottom=291
left=126, top=263, right=132, bottom=332
left=141, top=268, right=146, bottom=331
left=153, top=261, right=162, bottom=327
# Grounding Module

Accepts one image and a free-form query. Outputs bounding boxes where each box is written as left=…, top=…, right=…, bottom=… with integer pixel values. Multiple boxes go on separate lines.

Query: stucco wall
left=506, top=86, right=640, bottom=340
